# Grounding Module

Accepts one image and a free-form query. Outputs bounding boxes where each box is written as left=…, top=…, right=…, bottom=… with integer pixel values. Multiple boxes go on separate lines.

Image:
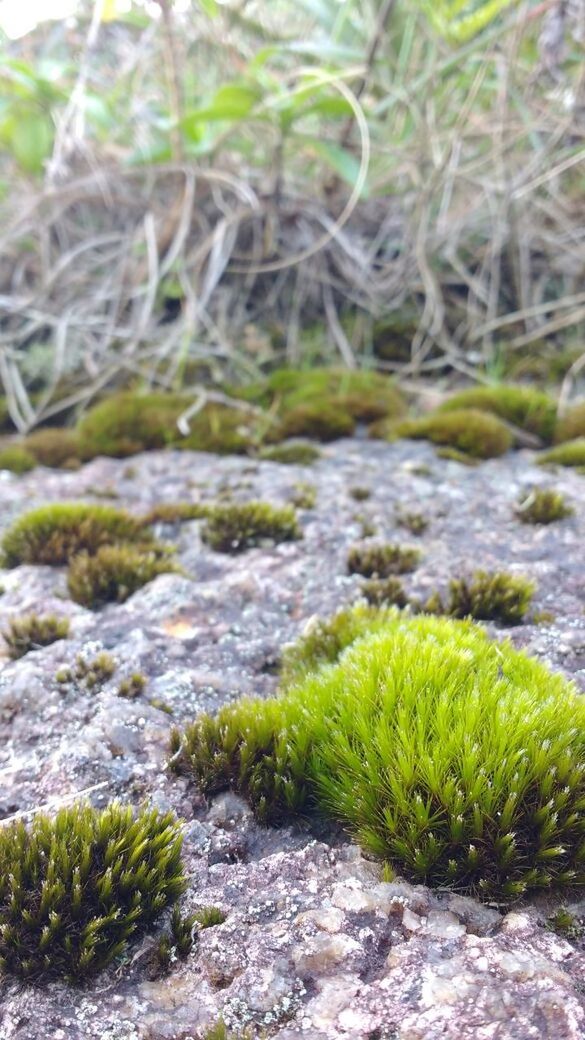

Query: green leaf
left=199, top=0, right=219, bottom=16
left=10, top=110, right=53, bottom=173
left=299, top=136, right=367, bottom=194
left=191, top=84, right=261, bottom=123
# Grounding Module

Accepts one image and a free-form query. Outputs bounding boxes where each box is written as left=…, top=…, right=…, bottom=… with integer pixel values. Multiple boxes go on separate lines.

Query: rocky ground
left=0, top=436, right=584, bottom=1040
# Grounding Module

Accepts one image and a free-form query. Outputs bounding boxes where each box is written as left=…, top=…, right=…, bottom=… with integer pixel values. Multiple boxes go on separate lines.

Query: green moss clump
left=361, top=576, right=408, bottom=608
left=1, top=503, right=150, bottom=567
left=554, top=403, right=585, bottom=444
left=395, top=409, right=512, bottom=459
left=278, top=402, right=355, bottom=442
left=2, top=614, right=70, bottom=659
left=67, top=545, right=177, bottom=608
left=516, top=489, right=574, bottom=525
left=77, top=392, right=261, bottom=459
left=57, top=651, right=116, bottom=691
left=444, top=570, right=535, bottom=625
left=140, top=502, right=210, bottom=526
left=259, top=442, right=321, bottom=465
left=175, top=612, right=585, bottom=900
left=0, top=445, right=36, bottom=474
left=24, top=429, right=82, bottom=468
left=279, top=602, right=395, bottom=689
left=289, top=482, right=317, bottom=509
left=439, top=386, right=557, bottom=442
left=201, top=502, right=301, bottom=553
left=77, top=392, right=189, bottom=458
left=118, top=673, right=147, bottom=698
left=396, top=510, right=428, bottom=536
left=0, top=802, right=185, bottom=981
left=347, top=542, right=421, bottom=578
left=238, top=367, right=406, bottom=422
left=349, top=486, right=371, bottom=501
left=546, top=907, right=583, bottom=940
left=539, top=439, right=585, bottom=468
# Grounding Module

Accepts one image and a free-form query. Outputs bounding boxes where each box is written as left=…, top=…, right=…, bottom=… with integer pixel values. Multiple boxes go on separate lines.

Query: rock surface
left=0, top=438, right=584, bottom=1039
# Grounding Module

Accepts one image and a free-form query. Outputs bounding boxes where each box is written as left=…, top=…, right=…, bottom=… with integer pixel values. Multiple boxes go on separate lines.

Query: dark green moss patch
left=2, top=614, right=70, bottom=660
left=0, top=445, right=36, bottom=474
left=539, top=439, right=585, bottom=468
left=361, top=576, right=408, bottom=608
left=175, top=613, right=585, bottom=900
left=67, top=545, right=178, bottom=608
left=439, top=386, right=557, bottom=442
left=396, top=510, right=428, bottom=536
left=554, top=403, right=585, bottom=444
left=77, top=392, right=189, bottom=458
left=201, top=502, right=301, bottom=553
left=516, top=489, right=574, bottom=525
left=0, top=802, right=185, bottom=980
left=395, top=409, right=512, bottom=460
left=56, top=652, right=116, bottom=691
left=24, top=429, right=82, bottom=469
left=431, top=570, right=535, bottom=625
left=347, top=542, right=421, bottom=578
left=259, top=441, right=321, bottom=465
left=278, top=402, right=355, bottom=442
left=118, top=673, right=147, bottom=699
left=1, top=503, right=150, bottom=567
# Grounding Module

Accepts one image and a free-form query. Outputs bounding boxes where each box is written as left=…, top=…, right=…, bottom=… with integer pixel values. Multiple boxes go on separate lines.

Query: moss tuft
left=1, top=503, right=150, bottom=567
left=2, top=614, right=70, bottom=660
left=0, top=445, right=36, bottom=474
left=118, top=673, right=147, bottom=699
left=347, top=542, right=421, bottom=578
left=279, top=602, right=395, bottom=689
left=289, top=482, right=317, bottom=509
left=516, top=489, right=574, bottom=525
left=278, top=402, right=355, bottom=442
left=56, top=652, right=117, bottom=692
left=77, top=392, right=188, bottom=458
left=395, top=409, right=512, bottom=459
left=238, top=367, right=406, bottom=424
left=201, top=501, right=301, bottom=553
left=538, top=438, right=585, bottom=468
left=0, top=802, right=185, bottom=980
left=348, top=486, right=371, bottom=501
left=67, top=544, right=177, bottom=608
left=439, top=385, right=557, bottom=442
left=361, top=576, right=408, bottom=608
left=396, top=510, right=428, bottom=536
left=175, top=613, right=585, bottom=900
left=24, top=429, right=82, bottom=469
left=140, top=502, right=209, bottom=526
left=554, top=403, right=585, bottom=444
left=259, top=442, right=321, bottom=465
left=440, top=570, right=535, bottom=625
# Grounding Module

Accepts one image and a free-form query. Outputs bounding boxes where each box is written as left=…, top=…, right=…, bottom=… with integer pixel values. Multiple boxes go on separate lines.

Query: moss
left=438, top=570, right=535, bottom=625
left=279, top=602, right=395, bottom=689
left=24, top=429, right=82, bottom=468
left=175, top=612, right=585, bottom=900
left=0, top=801, right=185, bottom=980
left=1, top=503, right=150, bottom=567
left=2, top=614, right=70, bottom=660
left=349, top=486, right=371, bottom=501
left=516, top=489, right=574, bottom=525
left=67, top=544, right=177, bottom=608
left=140, top=502, right=210, bottom=526
left=546, top=907, right=583, bottom=940
left=289, top=482, right=317, bottom=509
left=361, top=576, right=408, bottom=608
left=538, top=438, right=585, bottom=468
left=278, top=402, right=355, bottom=442
left=201, top=502, right=301, bottom=553
left=238, top=367, right=406, bottom=423
left=118, top=673, right=147, bottom=699
left=395, top=409, right=512, bottom=460
left=259, top=442, right=321, bottom=465
left=439, top=386, right=557, bottom=442
left=396, top=510, right=428, bottom=536
left=177, top=404, right=261, bottom=456
left=0, top=445, right=36, bottom=474
left=193, top=905, right=227, bottom=929
left=555, top=403, right=585, bottom=444
left=77, top=391, right=189, bottom=458
left=57, top=652, right=117, bottom=692
left=347, top=542, right=421, bottom=578
left=436, top=446, right=481, bottom=466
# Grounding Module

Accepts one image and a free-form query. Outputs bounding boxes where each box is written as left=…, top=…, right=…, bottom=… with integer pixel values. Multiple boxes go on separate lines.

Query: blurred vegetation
left=0, top=0, right=583, bottom=431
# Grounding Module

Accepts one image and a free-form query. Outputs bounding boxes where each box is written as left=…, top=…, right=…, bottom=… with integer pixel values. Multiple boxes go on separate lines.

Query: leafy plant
left=175, top=612, right=585, bottom=900
left=2, top=613, right=70, bottom=659
left=0, top=802, right=185, bottom=980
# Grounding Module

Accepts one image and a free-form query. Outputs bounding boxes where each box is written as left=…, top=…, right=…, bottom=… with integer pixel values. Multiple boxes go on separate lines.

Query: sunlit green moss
left=516, top=489, right=574, bottom=525
left=201, top=501, right=301, bottom=553
left=67, top=544, right=177, bottom=607
left=395, top=409, right=512, bottom=459
left=0, top=444, right=36, bottom=474
left=2, top=614, right=70, bottom=659
left=539, top=439, right=585, bottom=468
left=176, top=612, right=585, bottom=900
left=439, top=385, right=557, bottom=442
left=1, top=503, right=151, bottom=567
